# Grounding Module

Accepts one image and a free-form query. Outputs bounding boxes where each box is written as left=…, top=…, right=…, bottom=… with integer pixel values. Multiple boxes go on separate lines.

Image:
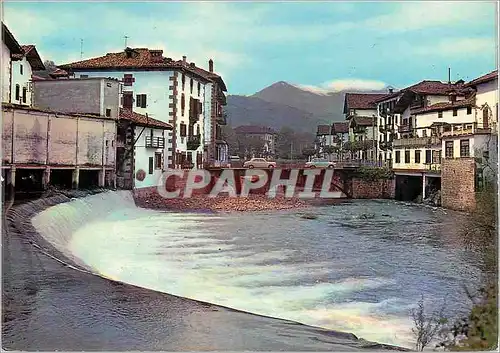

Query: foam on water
left=31, top=191, right=482, bottom=350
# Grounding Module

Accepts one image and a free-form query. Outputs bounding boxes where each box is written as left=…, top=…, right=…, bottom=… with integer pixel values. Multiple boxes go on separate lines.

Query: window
left=180, top=123, right=187, bottom=137
left=432, top=150, right=441, bottom=164
left=181, top=94, right=185, bottom=115
left=415, top=150, right=421, bottom=163
left=123, top=74, right=134, bottom=86
left=453, top=109, right=457, bottom=116
left=182, top=74, right=185, bottom=90
left=438, top=111, right=443, bottom=119
left=154, top=152, right=162, bottom=170
left=197, top=82, right=201, bottom=95
left=80, top=74, right=88, bottom=79
left=404, top=150, right=410, bottom=163
left=22, top=87, right=27, bottom=103
left=196, top=125, right=200, bottom=135
left=425, top=149, right=432, bottom=163
left=136, top=94, right=147, bottom=108
left=188, top=124, right=194, bottom=137
left=467, top=106, right=472, bottom=115
left=190, top=78, right=193, bottom=94
left=148, top=157, right=154, bottom=174
left=460, top=139, right=469, bottom=157
left=445, top=141, right=454, bottom=158
left=395, top=151, right=401, bottom=163
left=20, top=65, right=23, bottom=75
left=422, top=129, right=427, bottom=137
left=15, top=84, right=20, bottom=101
left=106, top=108, right=111, bottom=117
left=123, top=92, right=133, bottom=109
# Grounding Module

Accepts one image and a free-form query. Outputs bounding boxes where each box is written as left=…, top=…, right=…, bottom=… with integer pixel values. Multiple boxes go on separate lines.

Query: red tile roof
left=12, top=44, right=45, bottom=70
left=59, top=48, right=226, bottom=89
left=372, top=80, right=461, bottom=103
left=332, top=122, right=349, bottom=134
left=49, top=68, right=69, bottom=78
left=412, top=96, right=476, bottom=115
left=316, top=125, right=331, bottom=135
left=234, top=125, right=276, bottom=135
left=119, top=108, right=173, bottom=130
left=344, top=93, right=387, bottom=111
left=464, top=70, right=498, bottom=87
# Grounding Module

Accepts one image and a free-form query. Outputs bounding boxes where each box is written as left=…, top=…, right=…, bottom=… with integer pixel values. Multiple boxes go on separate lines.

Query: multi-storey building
left=343, top=93, right=385, bottom=161
left=315, top=122, right=350, bottom=160
left=1, top=23, right=45, bottom=106
left=59, top=48, right=228, bottom=169
left=234, top=125, right=277, bottom=158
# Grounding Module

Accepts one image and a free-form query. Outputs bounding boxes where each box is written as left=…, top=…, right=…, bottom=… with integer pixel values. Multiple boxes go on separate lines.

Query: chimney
left=209, top=59, right=214, bottom=73
left=182, top=55, right=187, bottom=64
left=448, top=67, right=451, bottom=85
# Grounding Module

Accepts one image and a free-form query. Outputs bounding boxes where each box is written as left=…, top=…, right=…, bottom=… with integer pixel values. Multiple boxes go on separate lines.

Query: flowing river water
left=9, top=191, right=484, bottom=350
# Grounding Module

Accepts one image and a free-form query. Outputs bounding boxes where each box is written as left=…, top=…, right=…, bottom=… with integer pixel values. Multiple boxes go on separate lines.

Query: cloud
left=295, top=79, right=388, bottom=94
left=412, top=37, right=497, bottom=57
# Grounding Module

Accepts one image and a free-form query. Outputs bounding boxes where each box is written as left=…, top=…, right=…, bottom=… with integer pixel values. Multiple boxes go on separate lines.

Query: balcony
left=424, top=163, right=441, bottom=174
left=217, top=111, right=227, bottom=125
left=145, top=136, right=165, bottom=149
left=187, top=134, right=201, bottom=150
left=392, top=136, right=441, bottom=148
left=379, top=125, right=386, bottom=133
left=398, top=124, right=415, bottom=133
left=441, top=122, right=494, bottom=138
left=379, top=141, right=392, bottom=150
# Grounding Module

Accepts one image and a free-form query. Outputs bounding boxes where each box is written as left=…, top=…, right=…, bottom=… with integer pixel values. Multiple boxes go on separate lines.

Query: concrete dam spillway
left=3, top=190, right=484, bottom=351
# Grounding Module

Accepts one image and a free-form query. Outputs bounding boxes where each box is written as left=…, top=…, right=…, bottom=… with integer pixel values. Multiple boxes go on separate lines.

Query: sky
left=2, top=1, right=498, bottom=95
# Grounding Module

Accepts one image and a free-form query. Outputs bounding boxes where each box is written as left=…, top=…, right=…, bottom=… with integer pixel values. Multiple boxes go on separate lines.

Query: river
left=28, top=195, right=483, bottom=349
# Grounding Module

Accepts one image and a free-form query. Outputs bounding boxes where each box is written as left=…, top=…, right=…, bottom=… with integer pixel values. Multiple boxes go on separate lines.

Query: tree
left=301, top=147, right=317, bottom=160
left=411, top=295, right=447, bottom=351
left=323, top=145, right=336, bottom=161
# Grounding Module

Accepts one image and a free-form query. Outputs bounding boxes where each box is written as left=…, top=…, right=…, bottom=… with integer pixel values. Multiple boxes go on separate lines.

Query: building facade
left=234, top=125, right=277, bottom=158
left=59, top=48, right=228, bottom=170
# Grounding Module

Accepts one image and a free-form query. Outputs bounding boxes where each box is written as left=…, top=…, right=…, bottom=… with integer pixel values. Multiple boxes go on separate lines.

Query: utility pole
left=80, top=39, right=84, bottom=59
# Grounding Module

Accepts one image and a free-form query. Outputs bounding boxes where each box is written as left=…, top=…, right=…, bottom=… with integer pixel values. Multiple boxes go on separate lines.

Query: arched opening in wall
left=79, top=170, right=100, bottom=189
left=395, top=175, right=422, bottom=202
left=15, top=169, right=44, bottom=199
left=50, top=169, right=73, bottom=189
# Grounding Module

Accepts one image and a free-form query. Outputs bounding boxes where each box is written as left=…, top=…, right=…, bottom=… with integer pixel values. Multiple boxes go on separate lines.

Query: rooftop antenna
left=124, top=35, right=129, bottom=48
left=80, top=39, right=84, bottom=59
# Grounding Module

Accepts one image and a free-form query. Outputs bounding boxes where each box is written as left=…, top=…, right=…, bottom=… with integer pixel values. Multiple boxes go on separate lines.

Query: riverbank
left=133, top=186, right=351, bottom=212
left=2, top=190, right=408, bottom=351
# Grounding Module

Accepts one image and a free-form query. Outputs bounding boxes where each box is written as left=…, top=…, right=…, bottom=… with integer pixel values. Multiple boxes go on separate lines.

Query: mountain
left=226, top=81, right=388, bottom=134
left=225, top=95, right=320, bottom=133
left=252, top=81, right=346, bottom=123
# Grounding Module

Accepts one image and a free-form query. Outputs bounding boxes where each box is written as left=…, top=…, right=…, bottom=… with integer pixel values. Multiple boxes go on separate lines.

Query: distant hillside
left=252, top=81, right=346, bottom=123
left=227, top=81, right=389, bottom=134
left=225, top=95, right=322, bottom=133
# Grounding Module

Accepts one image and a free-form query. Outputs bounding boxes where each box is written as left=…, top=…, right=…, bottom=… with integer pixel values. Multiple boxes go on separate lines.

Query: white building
left=2, top=22, right=45, bottom=105
left=343, top=93, right=385, bottom=162
left=59, top=48, right=228, bottom=169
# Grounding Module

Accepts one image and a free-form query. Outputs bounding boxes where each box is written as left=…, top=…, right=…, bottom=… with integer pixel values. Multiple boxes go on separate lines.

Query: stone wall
left=441, top=158, right=476, bottom=212
left=351, top=178, right=395, bottom=199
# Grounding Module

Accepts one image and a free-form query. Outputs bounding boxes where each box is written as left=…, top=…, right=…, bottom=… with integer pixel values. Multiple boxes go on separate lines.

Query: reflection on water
left=62, top=199, right=484, bottom=349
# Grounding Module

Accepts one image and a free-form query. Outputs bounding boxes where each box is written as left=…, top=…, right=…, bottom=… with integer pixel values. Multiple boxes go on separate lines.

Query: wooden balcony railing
left=398, top=125, right=413, bottom=133
left=392, top=136, right=441, bottom=148
left=187, top=134, right=201, bottom=150
left=145, top=136, right=165, bottom=149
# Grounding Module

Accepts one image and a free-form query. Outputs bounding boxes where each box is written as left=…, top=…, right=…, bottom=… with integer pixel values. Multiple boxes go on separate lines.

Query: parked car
left=243, top=158, right=277, bottom=169
left=305, top=158, right=335, bottom=168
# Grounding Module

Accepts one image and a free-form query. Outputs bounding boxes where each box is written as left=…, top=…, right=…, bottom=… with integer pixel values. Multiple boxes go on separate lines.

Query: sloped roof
left=119, top=108, right=172, bottom=130
left=316, top=124, right=331, bottom=135
left=2, top=22, right=22, bottom=55
left=12, top=45, right=45, bottom=70
left=332, top=122, right=349, bottom=133
left=412, top=95, right=476, bottom=115
left=372, top=80, right=460, bottom=104
left=234, top=125, right=276, bottom=135
left=59, top=48, right=226, bottom=90
left=464, top=70, right=498, bottom=87
left=344, top=93, right=387, bottom=113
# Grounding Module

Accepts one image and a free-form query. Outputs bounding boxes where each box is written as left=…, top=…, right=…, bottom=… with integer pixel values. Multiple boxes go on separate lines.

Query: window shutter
left=188, top=124, right=194, bottom=137
left=141, top=94, right=147, bottom=108
left=136, top=94, right=141, bottom=107
left=198, top=101, right=202, bottom=114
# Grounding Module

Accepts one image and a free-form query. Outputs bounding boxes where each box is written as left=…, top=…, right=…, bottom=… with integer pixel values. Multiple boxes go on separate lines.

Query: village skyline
left=3, top=1, right=497, bottom=95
